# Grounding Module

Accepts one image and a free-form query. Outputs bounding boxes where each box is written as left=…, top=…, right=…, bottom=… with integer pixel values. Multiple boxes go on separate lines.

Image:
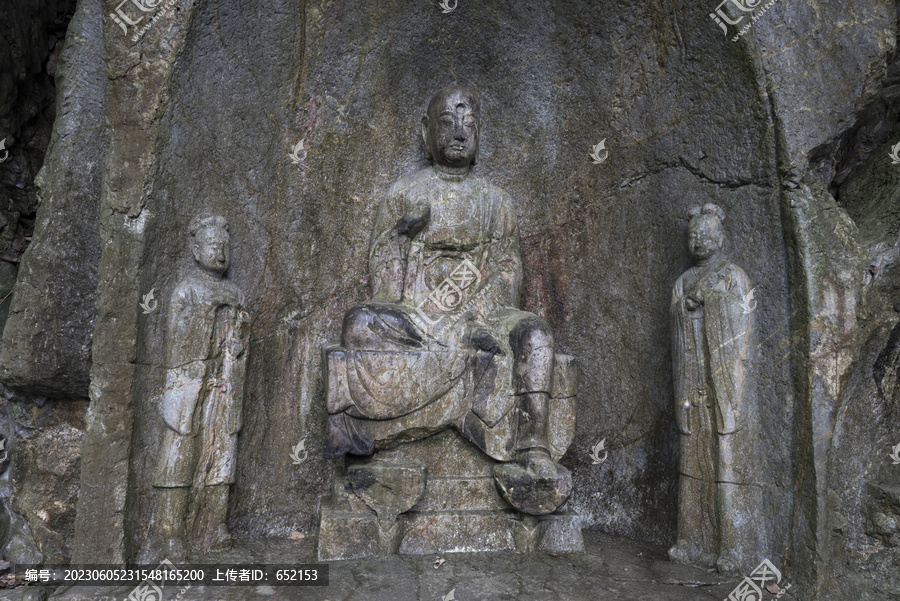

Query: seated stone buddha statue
left=322, top=86, right=577, bottom=534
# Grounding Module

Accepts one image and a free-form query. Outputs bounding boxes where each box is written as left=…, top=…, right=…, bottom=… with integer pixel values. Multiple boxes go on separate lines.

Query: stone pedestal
left=318, top=429, right=583, bottom=560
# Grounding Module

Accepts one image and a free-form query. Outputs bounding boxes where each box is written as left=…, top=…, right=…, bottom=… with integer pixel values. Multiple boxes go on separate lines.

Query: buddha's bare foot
left=494, top=450, right=572, bottom=515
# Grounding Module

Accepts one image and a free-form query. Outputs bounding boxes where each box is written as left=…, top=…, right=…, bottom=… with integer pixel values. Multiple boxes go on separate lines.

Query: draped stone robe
left=671, top=256, right=756, bottom=565
left=324, top=165, right=567, bottom=462
left=153, top=276, right=250, bottom=488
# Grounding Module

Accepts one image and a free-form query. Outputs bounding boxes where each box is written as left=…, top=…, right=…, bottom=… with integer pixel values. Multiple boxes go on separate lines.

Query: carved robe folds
left=323, top=167, right=576, bottom=464
left=671, top=257, right=761, bottom=572
left=154, top=285, right=250, bottom=489
left=318, top=168, right=579, bottom=559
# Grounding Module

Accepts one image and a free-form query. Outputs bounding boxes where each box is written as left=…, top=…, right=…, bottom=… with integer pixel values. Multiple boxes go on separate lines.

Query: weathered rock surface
left=0, top=500, right=43, bottom=565
left=7, top=398, right=87, bottom=564
left=0, top=0, right=100, bottom=396
left=346, top=460, right=426, bottom=519
left=0, top=0, right=897, bottom=599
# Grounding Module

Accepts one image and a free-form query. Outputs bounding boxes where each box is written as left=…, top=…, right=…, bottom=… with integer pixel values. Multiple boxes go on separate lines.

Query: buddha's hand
left=394, top=204, right=431, bottom=238
left=469, top=327, right=502, bottom=356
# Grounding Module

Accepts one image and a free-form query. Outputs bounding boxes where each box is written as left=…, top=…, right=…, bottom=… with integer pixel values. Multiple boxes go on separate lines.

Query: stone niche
left=3, top=0, right=900, bottom=598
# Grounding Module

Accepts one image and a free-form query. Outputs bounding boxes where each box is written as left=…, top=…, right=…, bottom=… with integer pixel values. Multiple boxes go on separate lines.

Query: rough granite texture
left=0, top=0, right=898, bottom=599
left=0, top=0, right=99, bottom=396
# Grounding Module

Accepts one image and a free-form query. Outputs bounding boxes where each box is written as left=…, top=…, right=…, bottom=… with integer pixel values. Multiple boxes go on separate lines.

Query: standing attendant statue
left=141, top=216, right=250, bottom=561
left=669, top=203, right=759, bottom=574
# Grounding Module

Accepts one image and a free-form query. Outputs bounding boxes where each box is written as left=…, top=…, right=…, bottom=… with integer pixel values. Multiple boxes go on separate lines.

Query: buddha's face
left=192, top=226, right=230, bottom=276
left=687, top=217, right=723, bottom=261
left=423, top=89, right=479, bottom=168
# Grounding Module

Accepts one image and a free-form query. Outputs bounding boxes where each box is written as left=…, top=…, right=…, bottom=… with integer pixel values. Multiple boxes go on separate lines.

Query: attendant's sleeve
left=705, top=266, right=751, bottom=434
left=671, top=276, right=691, bottom=435
left=159, top=286, right=211, bottom=435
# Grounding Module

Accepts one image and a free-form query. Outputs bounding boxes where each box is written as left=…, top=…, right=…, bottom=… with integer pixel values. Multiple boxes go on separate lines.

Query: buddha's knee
left=341, top=303, right=424, bottom=349
left=341, top=305, right=378, bottom=348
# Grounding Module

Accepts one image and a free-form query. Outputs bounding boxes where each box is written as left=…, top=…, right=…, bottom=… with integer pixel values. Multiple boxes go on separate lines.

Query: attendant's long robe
left=671, top=257, right=756, bottom=566
left=153, top=275, right=250, bottom=488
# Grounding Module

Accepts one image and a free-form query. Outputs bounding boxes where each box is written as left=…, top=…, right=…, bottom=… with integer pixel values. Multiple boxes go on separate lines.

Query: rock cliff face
left=0, top=0, right=898, bottom=598
left=0, top=0, right=86, bottom=570
left=0, top=0, right=95, bottom=396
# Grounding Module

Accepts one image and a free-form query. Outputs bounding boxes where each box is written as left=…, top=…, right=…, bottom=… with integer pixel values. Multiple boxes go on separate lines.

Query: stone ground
left=0, top=531, right=800, bottom=601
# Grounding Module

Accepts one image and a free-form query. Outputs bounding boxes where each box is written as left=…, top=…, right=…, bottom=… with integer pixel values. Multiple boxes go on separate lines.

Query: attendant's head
left=422, top=86, right=480, bottom=168
left=687, top=204, right=725, bottom=261
left=190, top=215, right=231, bottom=276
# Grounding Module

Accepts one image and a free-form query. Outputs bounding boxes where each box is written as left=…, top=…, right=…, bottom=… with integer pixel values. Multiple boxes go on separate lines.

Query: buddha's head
left=687, top=204, right=725, bottom=262
left=422, top=86, right=480, bottom=169
left=190, top=215, right=231, bottom=276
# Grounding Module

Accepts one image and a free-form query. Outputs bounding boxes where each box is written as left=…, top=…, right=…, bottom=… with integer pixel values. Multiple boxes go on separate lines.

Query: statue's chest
left=404, top=189, right=491, bottom=309
left=421, top=191, right=486, bottom=248
left=683, top=268, right=728, bottom=294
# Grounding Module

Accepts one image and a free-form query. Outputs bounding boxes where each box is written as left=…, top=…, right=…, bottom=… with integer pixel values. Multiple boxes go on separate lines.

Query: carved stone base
left=317, top=430, right=582, bottom=560
left=317, top=507, right=381, bottom=560
left=492, top=462, right=574, bottom=516
left=346, top=459, right=426, bottom=519
left=536, top=510, right=584, bottom=552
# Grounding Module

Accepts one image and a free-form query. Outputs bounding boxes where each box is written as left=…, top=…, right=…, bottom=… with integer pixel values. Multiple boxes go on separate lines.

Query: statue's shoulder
left=722, top=261, right=749, bottom=282
left=170, top=278, right=208, bottom=313
left=387, top=167, right=433, bottom=197
left=221, top=279, right=245, bottom=306
left=171, top=275, right=241, bottom=308
left=469, top=175, right=515, bottom=209
left=171, top=278, right=196, bottom=302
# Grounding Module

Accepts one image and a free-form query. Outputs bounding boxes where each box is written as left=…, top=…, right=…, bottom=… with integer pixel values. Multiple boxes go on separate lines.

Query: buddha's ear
left=421, top=115, right=432, bottom=160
